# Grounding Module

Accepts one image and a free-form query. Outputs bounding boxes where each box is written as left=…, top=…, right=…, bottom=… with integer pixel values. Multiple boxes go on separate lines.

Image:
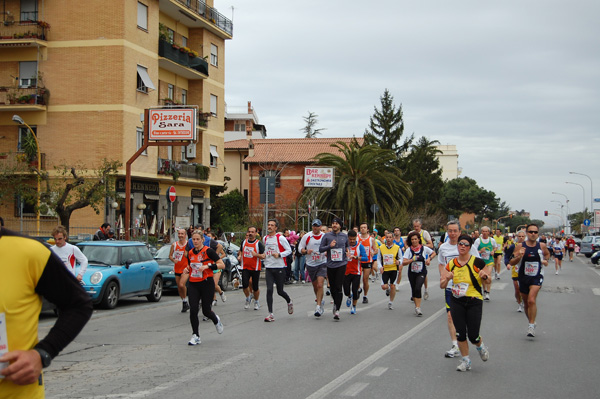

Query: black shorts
left=567, top=248, right=574, bottom=253
left=242, top=269, right=260, bottom=291
left=518, top=275, right=543, bottom=294
left=382, top=270, right=398, bottom=285
left=175, top=272, right=183, bottom=277
left=361, top=262, right=372, bottom=269
left=493, top=252, right=502, bottom=259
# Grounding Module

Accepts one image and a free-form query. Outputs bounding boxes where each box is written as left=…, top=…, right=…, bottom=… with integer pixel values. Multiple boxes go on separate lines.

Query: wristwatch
left=34, top=348, right=52, bottom=368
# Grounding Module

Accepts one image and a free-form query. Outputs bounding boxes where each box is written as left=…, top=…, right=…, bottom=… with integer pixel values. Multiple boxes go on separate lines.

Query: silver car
left=580, top=236, right=600, bottom=258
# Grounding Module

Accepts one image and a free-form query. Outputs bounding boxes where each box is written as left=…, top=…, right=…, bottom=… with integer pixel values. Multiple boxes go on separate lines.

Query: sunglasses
left=527, top=231, right=539, bottom=234
left=458, top=242, right=470, bottom=247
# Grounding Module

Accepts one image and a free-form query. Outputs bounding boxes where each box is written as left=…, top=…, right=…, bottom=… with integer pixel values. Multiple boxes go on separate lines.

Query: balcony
left=157, top=158, right=210, bottom=181
left=159, top=0, right=233, bottom=39
left=0, top=20, right=49, bottom=46
left=0, top=86, right=48, bottom=111
left=158, top=39, right=208, bottom=80
left=158, top=100, right=211, bottom=128
left=0, top=151, right=46, bottom=170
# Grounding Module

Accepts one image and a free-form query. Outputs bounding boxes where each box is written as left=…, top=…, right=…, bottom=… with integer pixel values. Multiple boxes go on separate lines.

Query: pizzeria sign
left=148, top=108, right=196, bottom=141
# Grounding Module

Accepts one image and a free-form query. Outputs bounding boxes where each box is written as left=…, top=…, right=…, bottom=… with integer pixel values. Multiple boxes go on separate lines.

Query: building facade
left=0, top=0, right=232, bottom=236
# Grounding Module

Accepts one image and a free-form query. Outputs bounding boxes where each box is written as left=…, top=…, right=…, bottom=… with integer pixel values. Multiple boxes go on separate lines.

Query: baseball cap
left=312, top=219, right=322, bottom=227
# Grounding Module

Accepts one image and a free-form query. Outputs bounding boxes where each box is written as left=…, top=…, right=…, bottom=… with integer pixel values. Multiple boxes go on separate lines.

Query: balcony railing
left=0, top=86, right=48, bottom=106
left=175, top=0, right=233, bottom=36
left=0, top=20, right=48, bottom=41
left=157, top=100, right=211, bottom=127
left=158, top=39, right=208, bottom=76
left=157, top=158, right=210, bottom=181
left=0, top=151, right=46, bottom=170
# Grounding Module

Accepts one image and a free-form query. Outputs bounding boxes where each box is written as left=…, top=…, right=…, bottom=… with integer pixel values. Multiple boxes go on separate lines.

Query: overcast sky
left=224, top=0, right=600, bottom=229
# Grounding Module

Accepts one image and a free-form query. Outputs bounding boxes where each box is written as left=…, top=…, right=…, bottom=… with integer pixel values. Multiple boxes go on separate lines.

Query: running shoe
left=215, top=315, right=224, bottom=334
left=212, top=299, right=218, bottom=306
left=483, top=291, right=490, bottom=301
left=264, top=313, right=275, bottom=322
left=445, top=345, right=460, bottom=358
left=386, top=288, right=390, bottom=297
left=527, top=324, right=535, bottom=337
left=188, top=334, right=201, bottom=346
left=181, top=301, right=189, bottom=313
left=220, top=292, right=227, bottom=302
left=314, top=305, right=321, bottom=317
left=555, top=271, right=559, bottom=275
left=346, top=295, right=352, bottom=307
left=496, top=273, right=500, bottom=280
left=423, top=290, right=429, bottom=300
left=358, top=288, right=363, bottom=296
left=517, top=303, right=524, bottom=313
left=202, top=316, right=209, bottom=321
left=362, top=296, right=368, bottom=304
left=254, top=301, right=260, bottom=310
left=288, top=300, right=294, bottom=315
left=388, top=302, right=393, bottom=310
left=350, top=305, right=356, bottom=315
left=244, top=297, right=251, bottom=310
left=321, top=299, right=325, bottom=309
left=326, top=289, right=331, bottom=296
left=333, top=310, right=340, bottom=320
left=415, top=307, right=423, bottom=316
left=477, top=343, right=489, bottom=361
left=456, top=358, right=472, bottom=372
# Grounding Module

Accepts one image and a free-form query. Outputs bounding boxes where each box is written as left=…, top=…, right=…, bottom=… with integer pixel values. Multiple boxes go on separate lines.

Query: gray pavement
left=40, top=255, right=600, bottom=398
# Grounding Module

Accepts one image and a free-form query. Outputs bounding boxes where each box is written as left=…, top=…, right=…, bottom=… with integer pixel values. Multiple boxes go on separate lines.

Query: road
left=41, top=255, right=600, bottom=399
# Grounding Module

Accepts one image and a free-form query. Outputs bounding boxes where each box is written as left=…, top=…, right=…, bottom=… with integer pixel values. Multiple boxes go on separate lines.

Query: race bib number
left=0, top=313, right=8, bottom=378
left=265, top=244, right=278, bottom=257
left=311, top=253, right=322, bottom=262
left=173, top=250, right=184, bottom=262
left=411, top=261, right=423, bottom=273
left=452, top=282, right=469, bottom=298
left=524, top=261, right=539, bottom=276
left=244, top=247, right=254, bottom=258
left=190, top=262, right=203, bottom=278
left=331, top=248, right=343, bottom=262
left=383, top=254, right=394, bottom=266
left=364, top=246, right=370, bottom=257
left=481, top=250, right=490, bottom=260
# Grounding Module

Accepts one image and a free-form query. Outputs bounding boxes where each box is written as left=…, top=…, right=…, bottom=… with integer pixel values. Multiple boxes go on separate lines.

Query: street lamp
left=569, top=172, right=594, bottom=231
left=552, top=192, right=569, bottom=233
left=12, top=114, right=41, bottom=235
left=550, top=200, right=565, bottom=229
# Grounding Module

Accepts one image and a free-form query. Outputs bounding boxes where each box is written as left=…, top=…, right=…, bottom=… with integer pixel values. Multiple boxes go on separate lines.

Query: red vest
left=241, top=239, right=261, bottom=271
left=188, top=246, right=214, bottom=282
left=345, top=243, right=362, bottom=276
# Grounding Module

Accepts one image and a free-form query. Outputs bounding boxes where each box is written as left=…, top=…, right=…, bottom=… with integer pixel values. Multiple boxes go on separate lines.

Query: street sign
left=304, top=167, right=335, bottom=188
left=583, top=219, right=591, bottom=226
left=259, top=177, right=275, bottom=204
left=168, top=186, right=176, bottom=203
left=370, top=204, right=380, bottom=213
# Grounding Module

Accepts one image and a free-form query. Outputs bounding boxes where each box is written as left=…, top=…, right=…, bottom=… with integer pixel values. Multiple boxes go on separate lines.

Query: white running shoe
left=314, top=305, right=321, bottom=317
left=423, top=290, right=429, bottom=300
left=456, top=358, right=472, bottom=372
left=215, top=315, right=224, bottom=334
left=527, top=324, right=536, bottom=337
left=477, top=343, right=489, bottom=361
left=483, top=291, right=490, bottom=301
left=212, top=299, right=218, bottom=306
left=254, top=301, right=260, bottom=310
left=517, top=303, right=524, bottom=313
left=188, top=334, right=201, bottom=346
left=220, top=292, right=227, bottom=302
left=388, top=302, right=393, bottom=310
left=445, top=345, right=460, bottom=358
left=415, top=307, right=423, bottom=316
left=333, top=310, right=340, bottom=320
left=244, top=297, right=251, bottom=309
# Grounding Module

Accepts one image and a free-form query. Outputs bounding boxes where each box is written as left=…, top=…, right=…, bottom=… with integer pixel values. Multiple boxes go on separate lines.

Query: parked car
left=591, top=250, right=600, bottom=265
left=154, top=245, right=178, bottom=291
left=579, top=235, right=600, bottom=258
left=76, top=241, right=163, bottom=309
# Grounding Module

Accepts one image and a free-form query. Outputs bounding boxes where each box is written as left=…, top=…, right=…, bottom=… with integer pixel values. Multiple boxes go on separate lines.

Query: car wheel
left=101, top=281, right=119, bottom=309
left=585, top=253, right=592, bottom=258
left=219, top=271, right=230, bottom=291
left=146, top=276, right=163, bottom=302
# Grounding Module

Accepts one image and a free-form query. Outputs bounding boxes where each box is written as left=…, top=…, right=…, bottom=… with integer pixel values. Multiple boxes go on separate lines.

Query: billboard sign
left=148, top=108, right=196, bottom=140
left=304, top=167, right=335, bottom=188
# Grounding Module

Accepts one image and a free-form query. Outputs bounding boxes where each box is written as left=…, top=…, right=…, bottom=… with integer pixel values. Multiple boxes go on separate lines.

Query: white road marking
left=366, top=367, right=388, bottom=377
left=592, top=288, right=600, bottom=296
left=305, top=308, right=445, bottom=399
left=340, top=382, right=370, bottom=397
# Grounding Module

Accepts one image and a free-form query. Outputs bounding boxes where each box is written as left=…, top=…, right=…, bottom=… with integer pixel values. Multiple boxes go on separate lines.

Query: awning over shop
left=144, top=194, right=160, bottom=201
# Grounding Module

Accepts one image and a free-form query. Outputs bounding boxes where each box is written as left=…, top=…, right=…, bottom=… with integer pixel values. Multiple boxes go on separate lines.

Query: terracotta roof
left=224, top=139, right=251, bottom=150
left=229, top=137, right=364, bottom=164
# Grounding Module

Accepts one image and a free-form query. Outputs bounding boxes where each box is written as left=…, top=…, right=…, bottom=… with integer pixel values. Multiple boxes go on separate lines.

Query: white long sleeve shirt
left=262, top=233, right=292, bottom=268
left=51, top=242, right=88, bottom=278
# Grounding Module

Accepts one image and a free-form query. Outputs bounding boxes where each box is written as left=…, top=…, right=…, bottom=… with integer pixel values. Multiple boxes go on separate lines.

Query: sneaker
left=212, top=299, right=218, bottom=306
left=202, top=316, right=209, bottom=321
left=386, top=288, right=390, bottom=297
left=388, top=302, right=393, bottom=310
left=358, top=288, right=363, bottom=296
left=477, top=343, right=489, bottom=361
left=362, top=296, right=368, bottom=304
left=496, top=273, right=500, bottom=280
left=527, top=324, right=535, bottom=337
left=215, top=315, right=224, bottom=334
left=244, top=297, right=251, bottom=310
left=314, top=305, right=321, bottom=317
left=423, top=290, right=429, bottom=300
left=483, top=291, right=490, bottom=301
left=264, top=313, right=275, bottom=322
left=301, top=280, right=306, bottom=284
left=445, top=345, right=460, bottom=358
left=326, top=289, right=331, bottom=296
left=456, top=358, right=472, bottom=372
left=346, top=295, right=352, bottom=308
left=319, top=306, right=324, bottom=316
left=220, top=292, right=227, bottom=302
left=254, top=301, right=260, bottom=310
left=188, top=334, right=201, bottom=346
left=333, top=310, right=340, bottom=320
left=321, top=299, right=325, bottom=309
left=288, top=301, right=294, bottom=315
left=555, top=271, right=559, bottom=275
left=181, top=301, right=189, bottom=313
left=350, top=305, right=356, bottom=315
left=415, top=307, right=423, bottom=316
left=517, top=303, right=524, bottom=313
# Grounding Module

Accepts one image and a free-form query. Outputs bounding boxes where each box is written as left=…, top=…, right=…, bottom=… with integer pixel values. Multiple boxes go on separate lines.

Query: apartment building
left=0, top=0, right=232, bottom=235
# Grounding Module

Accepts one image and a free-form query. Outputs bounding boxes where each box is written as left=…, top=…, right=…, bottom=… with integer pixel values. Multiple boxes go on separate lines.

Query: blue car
left=77, top=241, right=163, bottom=309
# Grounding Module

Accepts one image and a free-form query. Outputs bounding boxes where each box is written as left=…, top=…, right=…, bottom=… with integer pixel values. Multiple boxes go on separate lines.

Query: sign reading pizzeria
left=148, top=108, right=196, bottom=141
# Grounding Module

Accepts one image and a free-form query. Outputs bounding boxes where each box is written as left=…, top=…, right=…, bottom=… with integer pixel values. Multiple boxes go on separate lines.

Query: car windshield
left=155, top=245, right=171, bottom=260
left=582, top=237, right=593, bottom=243
left=79, top=245, right=119, bottom=265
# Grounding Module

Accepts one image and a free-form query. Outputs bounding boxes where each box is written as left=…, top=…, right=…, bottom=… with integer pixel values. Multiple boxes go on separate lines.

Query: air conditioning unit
left=38, top=202, right=57, bottom=217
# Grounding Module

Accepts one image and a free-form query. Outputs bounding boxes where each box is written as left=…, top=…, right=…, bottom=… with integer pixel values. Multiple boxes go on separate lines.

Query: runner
left=262, top=219, right=294, bottom=322
left=344, top=230, right=368, bottom=315
left=566, top=235, right=576, bottom=262
left=50, top=225, right=88, bottom=282
left=492, top=228, right=505, bottom=280
left=370, top=231, right=382, bottom=283
left=299, top=219, right=328, bottom=317
left=403, top=231, right=436, bottom=316
left=410, top=219, right=434, bottom=300
left=508, top=223, right=550, bottom=337
left=319, top=217, right=350, bottom=320
left=552, top=236, right=565, bottom=274
left=208, top=232, right=227, bottom=306
left=441, top=234, right=490, bottom=372
left=473, top=226, right=497, bottom=300
left=169, top=228, right=190, bottom=312
left=392, top=227, right=406, bottom=290
left=505, top=230, right=526, bottom=312
left=239, top=226, right=265, bottom=310
left=359, top=222, right=378, bottom=304
left=185, top=230, right=225, bottom=345
left=378, top=232, right=403, bottom=310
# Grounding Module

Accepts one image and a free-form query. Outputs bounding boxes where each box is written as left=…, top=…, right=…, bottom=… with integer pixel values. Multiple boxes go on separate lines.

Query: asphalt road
left=40, top=254, right=600, bottom=399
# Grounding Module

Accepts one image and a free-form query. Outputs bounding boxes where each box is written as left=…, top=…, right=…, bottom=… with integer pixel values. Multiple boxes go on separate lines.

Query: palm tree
left=303, top=140, right=412, bottom=224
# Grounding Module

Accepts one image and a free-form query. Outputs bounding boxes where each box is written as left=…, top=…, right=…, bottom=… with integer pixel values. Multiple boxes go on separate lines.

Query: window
left=19, top=61, right=37, bottom=88
left=137, top=2, right=148, bottom=30
left=167, top=145, right=173, bottom=160
left=181, top=36, right=187, bottom=47
left=243, top=189, right=248, bottom=203
left=210, top=145, right=218, bottom=168
left=121, top=246, right=141, bottom=265
left=243, top=163, right=248, bottom=170
left=181, top=144, right=187, bottom=161
left=136, top=65, right=155, bottom=93
left=15, top=195, right=35, bottom=216
left=260, top=170, right=281, bottom=187
left=210, top=94, right=218, bottom=116
left=20, top=0, right=37, bottom=21
left=18, top=125, right=36, bottom=152
left=136, top=127, right=147, bottom=155
left=234, top=123, right=246, bottom=132
left=210, top=44, right=218, bottom=67
left=167, top=84, right=174, bottom=100
left=167, top=28, right=174, bottom=43
left=181, top=89, right=187, bottom=105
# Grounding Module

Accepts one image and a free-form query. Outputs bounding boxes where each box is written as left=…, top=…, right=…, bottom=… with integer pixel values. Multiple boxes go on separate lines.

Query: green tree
left=403, top=137, right=444, bottom=210
left=211, top=188, right=248, bottom=232
left=303, top=140, right=412, bottom=224
left=440, top=177, right=506, bottom=225
left=300, top=111, right=325, bottom=138
left=363, top=89, right=414, bottom=165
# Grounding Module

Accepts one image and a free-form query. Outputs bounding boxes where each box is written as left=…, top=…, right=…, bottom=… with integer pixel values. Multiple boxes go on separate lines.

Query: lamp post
left=12, top=114, right=41, bottom=235
left=552, top=192, right=569, bottom=234
left=566, top=181, right=587, bottom=234
left=550, top=200, right=565, bottom=230
left=569, top=172, right=594, bottom=231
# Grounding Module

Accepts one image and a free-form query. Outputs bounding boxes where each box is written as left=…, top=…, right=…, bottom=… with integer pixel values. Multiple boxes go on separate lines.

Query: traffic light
left=544, top=210, right=548, bottom=216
